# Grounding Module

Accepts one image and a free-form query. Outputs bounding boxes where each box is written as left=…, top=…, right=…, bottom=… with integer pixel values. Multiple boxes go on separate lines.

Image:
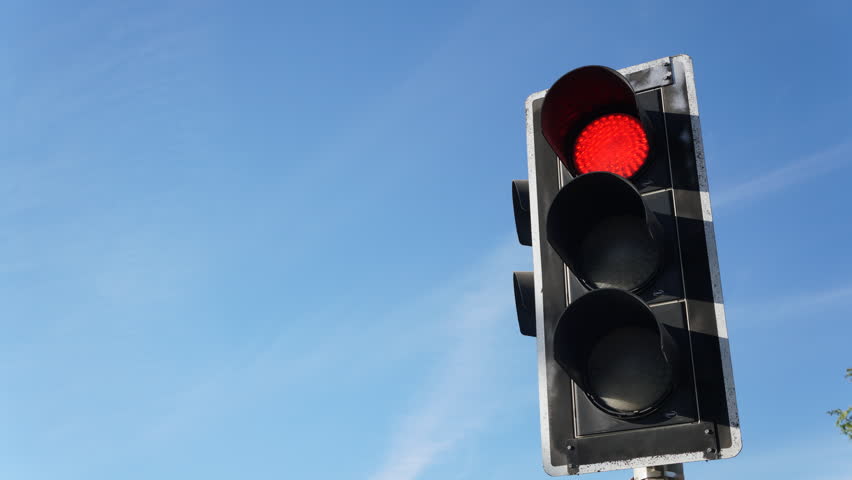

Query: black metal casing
left=519, top=56, right=741, bottom=475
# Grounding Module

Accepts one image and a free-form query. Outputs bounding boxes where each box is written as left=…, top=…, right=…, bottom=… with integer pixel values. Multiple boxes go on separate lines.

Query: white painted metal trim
left=678, top=54, right=743, bottom=460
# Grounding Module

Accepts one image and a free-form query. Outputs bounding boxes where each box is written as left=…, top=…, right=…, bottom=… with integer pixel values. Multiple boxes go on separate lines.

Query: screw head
left=566, top=445, right=574, bottom=451
left=704, top=428, right=713, bottom=434
left=706, top=447, right=716, bottom=453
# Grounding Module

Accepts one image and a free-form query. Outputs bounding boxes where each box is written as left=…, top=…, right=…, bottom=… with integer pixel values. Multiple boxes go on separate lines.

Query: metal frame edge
left=677, top=54, right=743, bottom=459
left=525, top=89, right=562, bottom=475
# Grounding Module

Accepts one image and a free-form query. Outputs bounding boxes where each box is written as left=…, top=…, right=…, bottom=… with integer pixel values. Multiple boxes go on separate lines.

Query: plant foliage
left=827, top=368, right=852, bottom=440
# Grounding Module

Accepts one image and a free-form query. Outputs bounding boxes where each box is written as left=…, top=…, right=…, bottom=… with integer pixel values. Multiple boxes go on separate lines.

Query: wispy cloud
left=688, top=432, right=851, bottom=480
left=1, top=2, right=213, bottom=223
left=367, top=240, right=526, bottom=480
left=118, top=235, right=527, bottom=474
left=713, top=140, right=852, bottom=208
left=727, top=282, right=852, bottom=327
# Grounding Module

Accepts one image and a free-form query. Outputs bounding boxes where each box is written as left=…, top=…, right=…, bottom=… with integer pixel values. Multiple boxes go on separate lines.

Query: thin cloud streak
left=727, top=282, right=852, bottom=327
left=114, top=236, right=526, bottom=469
left=713, top=140, right=852, bottom=208
left=368, top=240, right=525, bottom=480
left=689, top=432, right=850, bottom=480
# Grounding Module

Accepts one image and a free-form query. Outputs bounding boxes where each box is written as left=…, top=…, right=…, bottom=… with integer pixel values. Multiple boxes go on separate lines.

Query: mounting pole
left=632, top=463, right=684, bottom=480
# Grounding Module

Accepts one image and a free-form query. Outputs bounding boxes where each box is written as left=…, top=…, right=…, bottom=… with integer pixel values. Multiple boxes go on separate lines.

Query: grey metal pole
left=632, top=463, right=684, bottom=480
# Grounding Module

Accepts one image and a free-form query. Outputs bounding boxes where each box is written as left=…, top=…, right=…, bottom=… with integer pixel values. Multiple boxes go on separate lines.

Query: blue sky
left=0, top=1, right=850, bottom=479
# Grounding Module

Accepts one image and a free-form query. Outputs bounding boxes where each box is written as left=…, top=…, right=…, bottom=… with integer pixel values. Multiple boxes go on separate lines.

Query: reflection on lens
left=579, top=215, right=660, bottom=290
left=586, top=326, right=672, bottom=414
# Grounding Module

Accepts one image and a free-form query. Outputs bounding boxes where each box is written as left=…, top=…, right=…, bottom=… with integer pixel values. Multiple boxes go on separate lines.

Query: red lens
left=573, top=114, right=649, bottom=178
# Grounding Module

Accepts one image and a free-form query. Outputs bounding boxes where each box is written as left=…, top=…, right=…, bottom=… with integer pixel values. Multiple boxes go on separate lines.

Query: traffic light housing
left=512, top=55, right=741, bottom=475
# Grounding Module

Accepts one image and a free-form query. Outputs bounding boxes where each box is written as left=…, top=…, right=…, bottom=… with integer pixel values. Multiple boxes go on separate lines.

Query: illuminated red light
left=573, top=114, right=649, bottom=178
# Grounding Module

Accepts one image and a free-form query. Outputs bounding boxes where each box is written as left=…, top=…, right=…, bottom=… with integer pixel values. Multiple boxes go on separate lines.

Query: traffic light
left=512, top=55, right=741, bottom=475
